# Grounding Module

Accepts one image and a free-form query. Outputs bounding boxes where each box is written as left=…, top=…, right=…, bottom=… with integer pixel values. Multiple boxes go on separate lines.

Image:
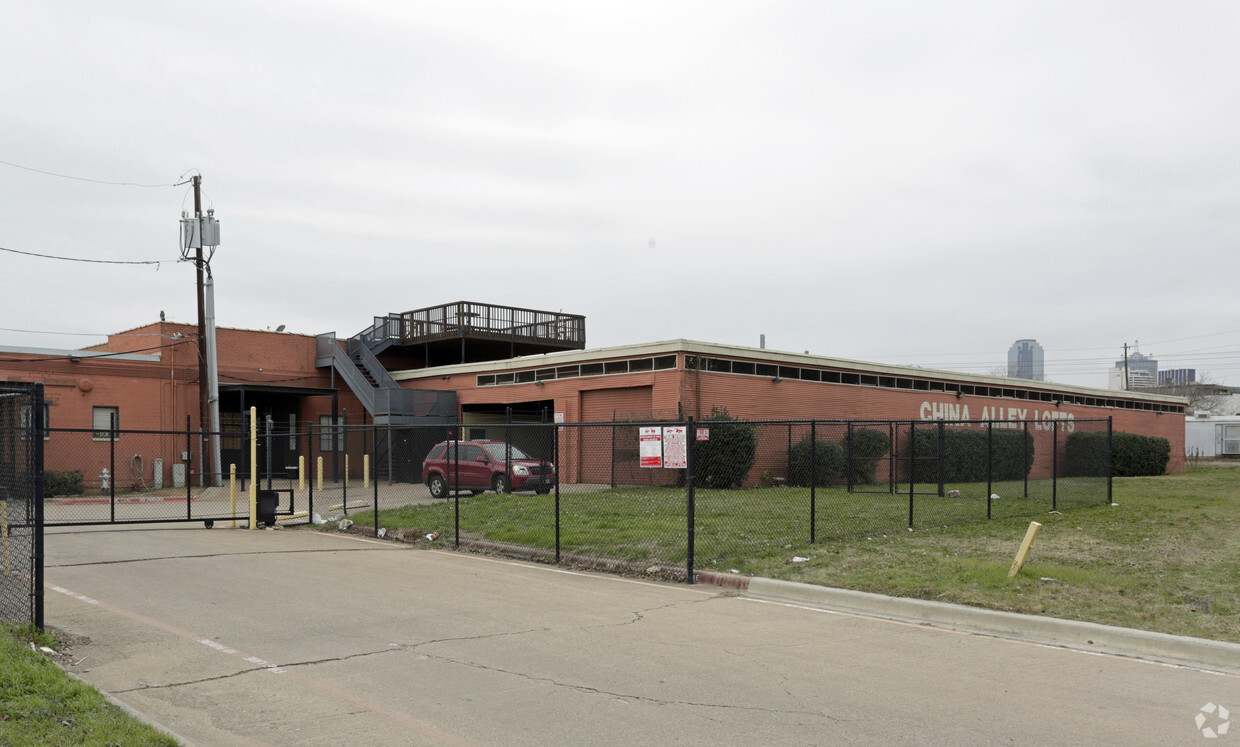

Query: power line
left=0, top=246, right=171, bottom=267
left=0, top=327, right=112, bottom=337
left=0, top=158, right=188, bottom=188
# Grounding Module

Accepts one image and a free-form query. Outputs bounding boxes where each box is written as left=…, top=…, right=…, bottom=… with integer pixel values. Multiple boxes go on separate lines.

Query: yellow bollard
left=1008, top=521, right=1043, bottom=577
left=364, top=454, right=370, bottom=489
left=317, top=456, right=323, bottom=491
left=298, top=456, right=305, bottom=491
left=230, top=464, right=237, bottom=528
left=249, top=406, right=257, bottom=531
left=1, top=501, right=8, bottom=575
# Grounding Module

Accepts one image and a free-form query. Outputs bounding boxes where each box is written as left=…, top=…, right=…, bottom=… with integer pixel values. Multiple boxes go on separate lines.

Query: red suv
left=422, top=440, right=556, bottom=498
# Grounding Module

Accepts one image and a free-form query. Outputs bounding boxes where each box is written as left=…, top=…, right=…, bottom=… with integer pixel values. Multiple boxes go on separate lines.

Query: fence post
left=986, top=421, right=993, bottom=520
left=1023, top=420, right=1030, bottom=498
left=786, top=422, right=792, bottom=481
left=505, top=407, right=512, bottom=493
left=610, top=411, right=616, bottom=489
left=249, top=407, right=257, bottom=530
left=554, top=420, right=561, bottom=563
left=686, top=415, right=696, bottom=585
left=33, top=383, right=45, bottom=630
left=937, top=420, right=945, bottom=497
left=888, top=421, right=896, bottom=495
left=372, top=422, right=379, bottom=538
left=186, top=416, right=194, bottom=508
left=308, top=435, right=315, bottom=520
left=453, top=428, right=460, bottom=548
left=907, top=422, right=915, bottom=530
left=192, top=427, right=201, bottom=519
left=809, top=420, right=816, bottom=544
left=265, top=415, right=274, bottom=490
left=1106, top=417, right=1113, bottom=505
left=110, top=413, right=118, bottom=523
left=845, top=422, right=853, bottom=493
left=1052, top=419, right=1059, bottom=512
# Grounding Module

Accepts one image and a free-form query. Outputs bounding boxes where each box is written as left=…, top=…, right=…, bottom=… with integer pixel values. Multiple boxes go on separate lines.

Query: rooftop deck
left=358, top=301, right=586, bottom=367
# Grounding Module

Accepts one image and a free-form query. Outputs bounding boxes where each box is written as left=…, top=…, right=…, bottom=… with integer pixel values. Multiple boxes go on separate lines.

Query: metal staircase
left=315, top=314, right=455, bottom=426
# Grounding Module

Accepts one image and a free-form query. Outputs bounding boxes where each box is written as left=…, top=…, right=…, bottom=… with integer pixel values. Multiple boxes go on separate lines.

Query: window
left=319, top=415, right=342, bottom=452
left=289, top=414, right=297, bottom=451
left=20, top=402, right=50, bottom=440
left=1223, top=425, right=1240, bottom=456
left=461, top=444, right=488, bottom=462
left=92, top=406, right=119, bottom=441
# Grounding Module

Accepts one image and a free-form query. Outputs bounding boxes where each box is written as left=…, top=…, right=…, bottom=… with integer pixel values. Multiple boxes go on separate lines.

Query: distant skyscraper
left=1007, top=339, right=1044, bottom=381
left=1109, top=349, right=1159, bottom=390
left=1159, top=368, right=1195, bottom=387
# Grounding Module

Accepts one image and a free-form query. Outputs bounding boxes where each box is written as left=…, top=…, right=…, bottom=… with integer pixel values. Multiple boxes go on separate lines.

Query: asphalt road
left=44, top=525, right=1238, bottom=745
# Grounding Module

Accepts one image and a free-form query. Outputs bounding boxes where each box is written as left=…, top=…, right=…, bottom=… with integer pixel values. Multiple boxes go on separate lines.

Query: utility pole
left=193, top=176, right=209, bottom=473
left=1123, top=342, right=1130, bottom=391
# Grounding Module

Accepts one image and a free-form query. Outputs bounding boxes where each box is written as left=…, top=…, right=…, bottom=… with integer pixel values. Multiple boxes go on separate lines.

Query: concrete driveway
left=44, top=525, right=1238, bottom=745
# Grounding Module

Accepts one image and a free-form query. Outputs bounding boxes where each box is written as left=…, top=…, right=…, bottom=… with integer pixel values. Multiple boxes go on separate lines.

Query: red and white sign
left=662, top=426, right=687, bottom=469
left=639, top=427, right=663, bottom=468
left=696, top=428, right=710, bottom=441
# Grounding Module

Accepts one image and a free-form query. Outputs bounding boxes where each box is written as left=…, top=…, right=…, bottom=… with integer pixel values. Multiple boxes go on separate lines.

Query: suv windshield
left=480, top=443, right=532, bottom=461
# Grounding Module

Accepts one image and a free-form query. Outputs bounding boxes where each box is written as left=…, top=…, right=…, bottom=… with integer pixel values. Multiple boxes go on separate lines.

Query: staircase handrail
left=347, top=337, right=400, bottom=390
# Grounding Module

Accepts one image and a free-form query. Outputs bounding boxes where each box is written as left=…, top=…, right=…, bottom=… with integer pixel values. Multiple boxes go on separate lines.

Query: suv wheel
left=428, top=474, right=447, bottom=499
left=492, top=474, right=509, bottom=494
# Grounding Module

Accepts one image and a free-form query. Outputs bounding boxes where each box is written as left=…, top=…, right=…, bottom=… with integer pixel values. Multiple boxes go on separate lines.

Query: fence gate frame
left=0, top=382, right=44, bottom=630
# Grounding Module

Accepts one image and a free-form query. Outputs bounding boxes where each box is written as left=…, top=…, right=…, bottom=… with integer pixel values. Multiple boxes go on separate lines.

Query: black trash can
left=256, top=490, right=279, bottom=527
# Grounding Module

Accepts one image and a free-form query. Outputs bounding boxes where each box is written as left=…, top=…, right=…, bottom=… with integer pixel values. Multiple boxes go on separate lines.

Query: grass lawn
left=0, top=624, right=177, bottom=746
left=350, top=462, right=1240, bottom=642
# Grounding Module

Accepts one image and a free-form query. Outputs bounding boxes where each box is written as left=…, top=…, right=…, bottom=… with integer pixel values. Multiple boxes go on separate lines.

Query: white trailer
left=1185, top=415, right=1240, bottom=457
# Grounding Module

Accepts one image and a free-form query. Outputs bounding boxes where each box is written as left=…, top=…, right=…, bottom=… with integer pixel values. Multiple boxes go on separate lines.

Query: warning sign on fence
left=640, top=426, right=687, bottom=469
left=662, top=426, right=687, bottom=469
left=639, top=427, right=663, bottom=468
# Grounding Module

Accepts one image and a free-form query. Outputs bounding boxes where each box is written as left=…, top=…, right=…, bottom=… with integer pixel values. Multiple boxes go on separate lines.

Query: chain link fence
left=306, top=416, right=1113, bottom=581
left=34, top=414, right=1113, bottom=584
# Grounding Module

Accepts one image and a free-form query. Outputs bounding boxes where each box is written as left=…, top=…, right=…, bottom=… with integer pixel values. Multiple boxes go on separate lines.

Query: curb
left=701, top=574, right=1240, bottom=674
left=64, top=670, right=195, bottom=746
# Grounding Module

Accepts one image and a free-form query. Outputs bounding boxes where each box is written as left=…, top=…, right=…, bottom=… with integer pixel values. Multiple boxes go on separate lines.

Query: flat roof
left=392, top=338, right=1186, bottom=405
left=0, top=345, right=161, bottom=363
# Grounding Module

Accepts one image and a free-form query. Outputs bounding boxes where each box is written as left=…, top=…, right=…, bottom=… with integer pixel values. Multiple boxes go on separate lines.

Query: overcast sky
left=3, top=1, right=1239, bottom=388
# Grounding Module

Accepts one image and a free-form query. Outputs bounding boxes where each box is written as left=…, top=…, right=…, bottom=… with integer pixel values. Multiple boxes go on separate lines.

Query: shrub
left=911, top=427, right=1034, bottom=483
left=1113, top=433, right=1170, bottom=476
left=1063, top=431, right=1110, bottom=477
left=841, top=428, right=891, bottom=484
left=693, top=407, right=756, bottom=488
left=44, top=470, right=84, bottom=497
left=1066, top=431, right=1168, bottom=477
left=787, top=436, right=845, bottom=487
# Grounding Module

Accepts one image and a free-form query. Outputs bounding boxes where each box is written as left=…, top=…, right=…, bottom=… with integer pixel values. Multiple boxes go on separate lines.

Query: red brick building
left=0, top=302, right=1186, bottom=484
